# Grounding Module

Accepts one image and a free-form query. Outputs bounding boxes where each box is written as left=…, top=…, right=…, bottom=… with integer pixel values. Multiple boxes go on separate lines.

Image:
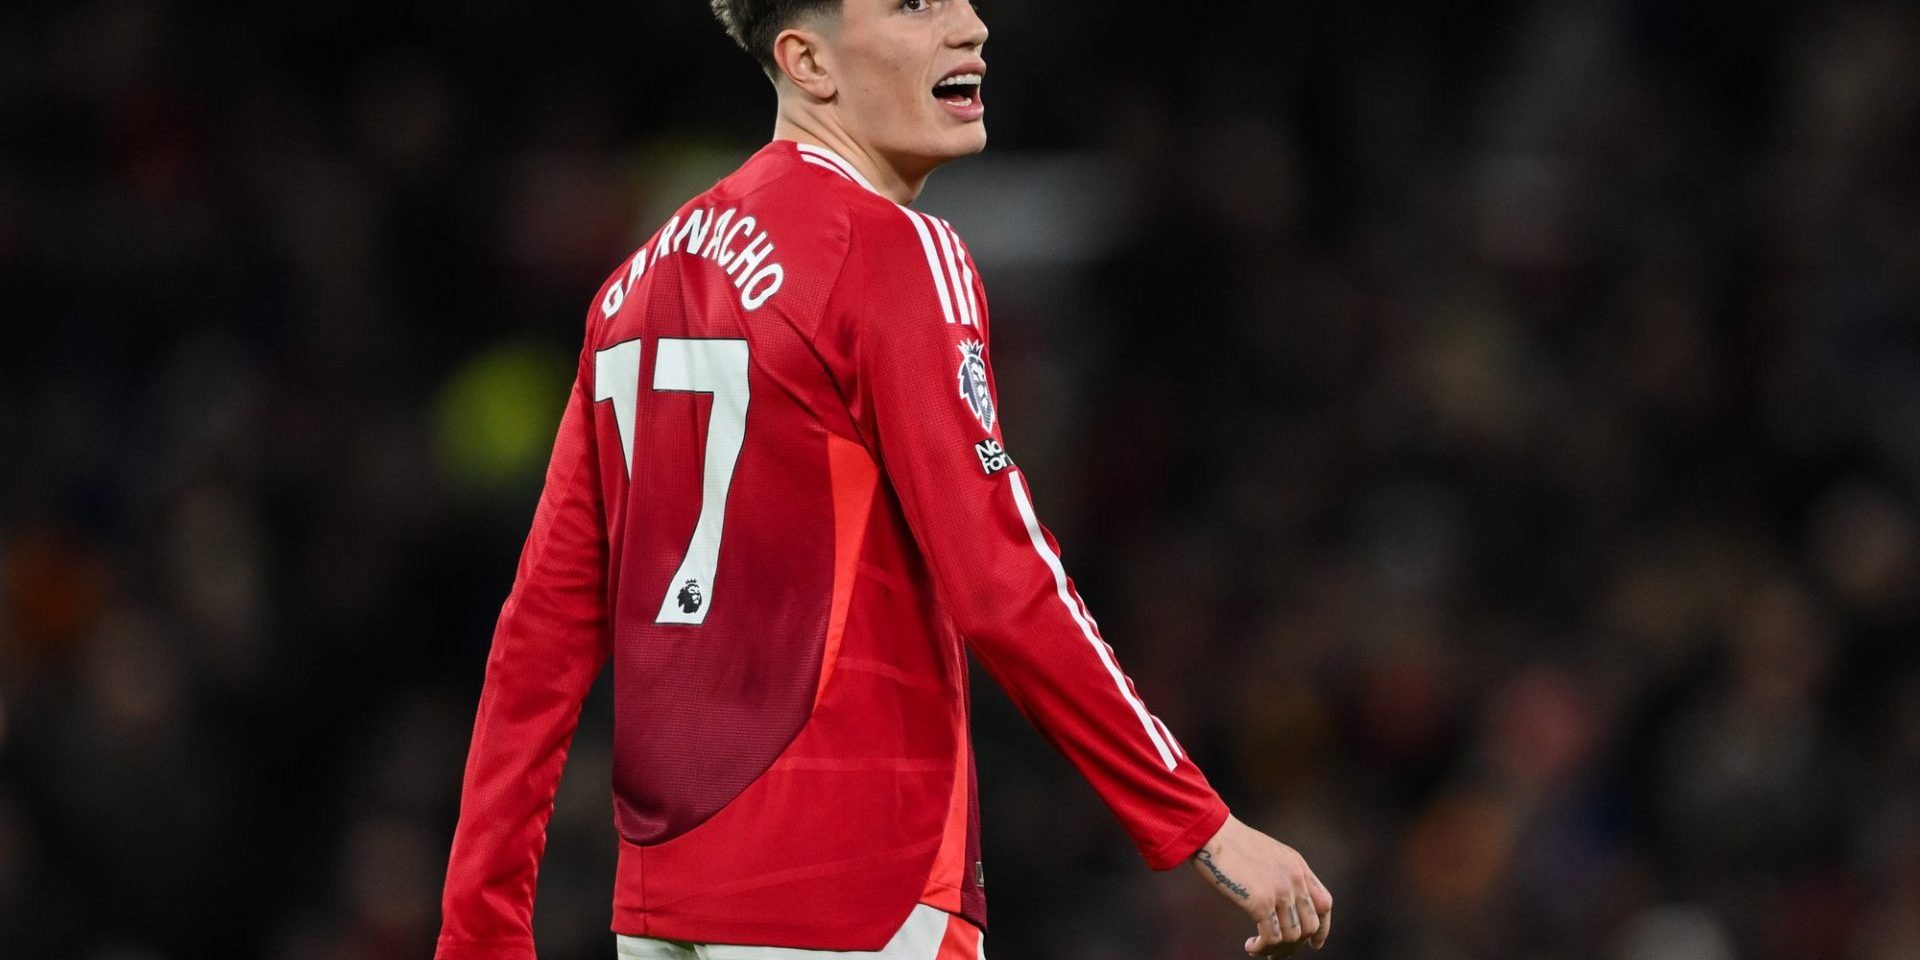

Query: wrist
left=1151, top=799, right=1233, bottom=870
left=1190, top=812, right=1242, bottom=863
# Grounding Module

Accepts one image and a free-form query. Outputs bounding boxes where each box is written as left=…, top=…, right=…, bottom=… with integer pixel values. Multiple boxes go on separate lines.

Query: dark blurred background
left=4, top=0, right=1919, bottom=958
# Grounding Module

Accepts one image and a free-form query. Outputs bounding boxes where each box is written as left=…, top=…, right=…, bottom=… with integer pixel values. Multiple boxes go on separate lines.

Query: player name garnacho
left=601, top=205, right=787, bottom=317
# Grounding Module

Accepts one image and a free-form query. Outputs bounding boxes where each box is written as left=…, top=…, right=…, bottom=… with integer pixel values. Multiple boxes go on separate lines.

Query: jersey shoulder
left=844, top=196, right=984, bottom=336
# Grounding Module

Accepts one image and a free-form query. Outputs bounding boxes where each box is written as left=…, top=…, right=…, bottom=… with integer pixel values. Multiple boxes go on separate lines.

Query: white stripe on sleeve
left=944, top=220, right=982, bottom=328
left=1008, top=472, right=1179, bottom=771
left=1152, top=715, right=1188, bottom=760
left=899, top=209, right=958, bottom=325
left=928, top=218, right=975, bottom=327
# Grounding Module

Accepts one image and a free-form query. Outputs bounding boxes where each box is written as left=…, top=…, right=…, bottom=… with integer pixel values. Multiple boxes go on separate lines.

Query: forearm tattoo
left=1195, top=850, right=1251, bottom=899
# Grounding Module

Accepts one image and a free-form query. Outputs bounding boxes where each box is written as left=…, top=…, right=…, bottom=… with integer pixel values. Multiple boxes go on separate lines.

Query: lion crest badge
left=956, top=339, right=995, bottom=431
left=676, top=580, right=703, bottom=614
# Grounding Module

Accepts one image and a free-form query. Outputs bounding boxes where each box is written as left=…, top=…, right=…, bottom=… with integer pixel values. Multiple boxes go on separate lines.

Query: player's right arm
left=436, top=336, right=612, bottom=960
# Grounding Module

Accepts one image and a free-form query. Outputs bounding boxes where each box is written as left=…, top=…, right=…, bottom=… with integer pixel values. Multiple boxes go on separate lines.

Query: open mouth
left=932, top=73, right=983, bottom=108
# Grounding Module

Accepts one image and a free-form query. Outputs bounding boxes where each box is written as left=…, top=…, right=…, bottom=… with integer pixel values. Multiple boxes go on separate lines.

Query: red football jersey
left=436, top=141, right=1230, bottom=959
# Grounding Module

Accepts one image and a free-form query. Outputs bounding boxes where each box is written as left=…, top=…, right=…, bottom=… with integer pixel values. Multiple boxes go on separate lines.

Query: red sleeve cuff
left=1141, top=795, right=1232, bottom=871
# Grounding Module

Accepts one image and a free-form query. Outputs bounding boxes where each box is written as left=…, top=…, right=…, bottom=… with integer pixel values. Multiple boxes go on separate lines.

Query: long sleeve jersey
left=436, top=140, right=1230, bottom=959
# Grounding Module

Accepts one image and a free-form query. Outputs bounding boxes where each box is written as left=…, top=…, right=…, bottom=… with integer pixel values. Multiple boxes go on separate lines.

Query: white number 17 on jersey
left=594, top=337, right=751, bottom=627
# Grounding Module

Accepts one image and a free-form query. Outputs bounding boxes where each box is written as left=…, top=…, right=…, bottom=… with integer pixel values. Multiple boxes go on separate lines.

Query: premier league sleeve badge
left=956, top=339, right=996, bottom=432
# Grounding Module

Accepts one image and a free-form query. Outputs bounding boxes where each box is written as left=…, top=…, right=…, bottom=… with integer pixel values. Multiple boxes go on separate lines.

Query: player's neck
left=773, top=108, right=929, bottom=206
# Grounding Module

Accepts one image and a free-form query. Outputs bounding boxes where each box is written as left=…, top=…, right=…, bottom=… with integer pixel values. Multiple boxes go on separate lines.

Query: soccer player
left=436, top=1, right=1334, bottom=957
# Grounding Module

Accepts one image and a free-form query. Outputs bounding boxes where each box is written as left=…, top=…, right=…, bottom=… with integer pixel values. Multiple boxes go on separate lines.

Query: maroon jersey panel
left=600, top=198, right=844, bottom=846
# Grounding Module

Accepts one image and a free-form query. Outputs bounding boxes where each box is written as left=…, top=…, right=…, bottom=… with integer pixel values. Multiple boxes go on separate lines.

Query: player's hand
left=1187, top=815, right=1334, bottom=956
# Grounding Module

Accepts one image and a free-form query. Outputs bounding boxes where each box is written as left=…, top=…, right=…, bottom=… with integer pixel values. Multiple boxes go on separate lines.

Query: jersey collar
left=790, top=141, right=885, bottom=198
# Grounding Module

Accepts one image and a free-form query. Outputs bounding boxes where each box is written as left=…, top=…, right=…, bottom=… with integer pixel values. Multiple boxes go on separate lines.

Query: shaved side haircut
left=710, top=0, right=844, bottom=75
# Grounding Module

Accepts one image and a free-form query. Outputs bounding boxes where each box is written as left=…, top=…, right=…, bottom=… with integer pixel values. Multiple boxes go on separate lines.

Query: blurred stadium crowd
left=3, top=1, right=1919, bottom=958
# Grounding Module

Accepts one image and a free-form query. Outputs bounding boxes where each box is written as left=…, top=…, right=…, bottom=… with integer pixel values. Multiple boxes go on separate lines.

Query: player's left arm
left=849, top=214, right=1228, bottom=870
left=849, top=214, right=1332, bottom=955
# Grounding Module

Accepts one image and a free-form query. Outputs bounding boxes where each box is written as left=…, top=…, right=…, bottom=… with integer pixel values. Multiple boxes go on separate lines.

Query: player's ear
left=772, top=28, right=836, bottom=100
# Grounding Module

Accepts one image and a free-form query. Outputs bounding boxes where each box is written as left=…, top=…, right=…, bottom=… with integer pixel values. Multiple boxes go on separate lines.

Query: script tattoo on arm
left=1195, top=849, right=1251, bottom=900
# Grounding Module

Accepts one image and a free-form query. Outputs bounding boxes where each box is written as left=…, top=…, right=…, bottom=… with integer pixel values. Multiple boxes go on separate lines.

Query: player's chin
left=951, top=126, right=988, bottom=157
left=931, top=120, right=988, bottom=159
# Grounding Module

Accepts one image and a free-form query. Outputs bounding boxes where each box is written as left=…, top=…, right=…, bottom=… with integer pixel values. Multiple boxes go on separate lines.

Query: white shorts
left=615, top=904, right=985, bottom=960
